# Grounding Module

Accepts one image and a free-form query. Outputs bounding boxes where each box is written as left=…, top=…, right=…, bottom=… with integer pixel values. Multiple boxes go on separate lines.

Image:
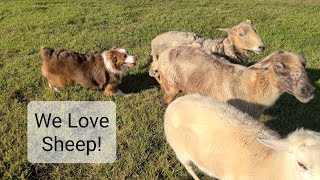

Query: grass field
left=0, top=0, right=320, bottom=179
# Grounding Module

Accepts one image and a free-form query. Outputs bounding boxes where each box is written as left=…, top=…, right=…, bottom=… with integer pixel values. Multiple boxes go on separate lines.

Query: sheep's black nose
left=300, top=85, right=315, bottom=95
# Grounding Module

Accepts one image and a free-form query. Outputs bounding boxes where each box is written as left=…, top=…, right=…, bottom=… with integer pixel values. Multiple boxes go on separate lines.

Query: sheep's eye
left=298, top=161, right=308, bottom=171
left=253, top=28, right=257, bottom=32
left=239, top=32, right=245, bottom=38
left=123, top=54, right=127, bottom=58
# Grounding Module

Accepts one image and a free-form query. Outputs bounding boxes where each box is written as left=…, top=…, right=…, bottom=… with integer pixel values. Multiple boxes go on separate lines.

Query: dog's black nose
left=259, top=45, right=266, bottom=51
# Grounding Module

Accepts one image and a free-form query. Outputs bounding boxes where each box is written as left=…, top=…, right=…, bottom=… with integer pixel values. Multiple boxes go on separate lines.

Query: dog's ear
left=107, top=50, right=117, bottom=64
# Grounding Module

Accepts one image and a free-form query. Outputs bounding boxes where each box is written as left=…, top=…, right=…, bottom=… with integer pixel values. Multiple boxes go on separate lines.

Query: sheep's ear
left=219, top=28, right=236, bottom=35
left=246, top=20, right=252, bottom=24
left=257, top=137, right=289, bottom=152
left=272, top=54, right=290, bottom=75
left=249, top=56, right=272, bottom=69
left=274, top=61, right=285, bottom=72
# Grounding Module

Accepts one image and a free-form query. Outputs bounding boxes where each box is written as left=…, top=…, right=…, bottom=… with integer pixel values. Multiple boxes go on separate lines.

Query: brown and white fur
left=165, top=94, right=320, bottom=180
left=40, top=46, right=136, bottom=95
left=157, top=46, right=315, bottom=117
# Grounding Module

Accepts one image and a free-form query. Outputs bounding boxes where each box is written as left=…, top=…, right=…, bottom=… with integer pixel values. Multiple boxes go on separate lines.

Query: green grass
left=0, top=0, right=320, bottom=179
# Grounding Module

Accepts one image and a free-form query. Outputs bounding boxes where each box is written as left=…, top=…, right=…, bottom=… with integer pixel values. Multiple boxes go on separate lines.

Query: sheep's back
left=151, top=31, right=198, bottom=55
left=158, top=46, right=245, bottom=99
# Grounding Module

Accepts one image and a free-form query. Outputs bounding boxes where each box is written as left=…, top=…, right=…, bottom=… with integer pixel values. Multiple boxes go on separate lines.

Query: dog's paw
left=114, top=90, right=126, bottom=96
left=53, top=88, right=60, bottom=93
left=48, top=83, right=60, bottom=93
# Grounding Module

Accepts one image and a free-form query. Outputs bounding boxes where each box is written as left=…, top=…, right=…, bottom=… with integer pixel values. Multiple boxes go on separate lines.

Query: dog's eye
left=123, top=54, right=127, bottom=58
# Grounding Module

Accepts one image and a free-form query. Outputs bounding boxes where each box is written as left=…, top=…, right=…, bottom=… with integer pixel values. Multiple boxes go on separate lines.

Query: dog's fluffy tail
left=138, top=55, right=153, bottom=70
left=40, top=47, right=54, bottom=61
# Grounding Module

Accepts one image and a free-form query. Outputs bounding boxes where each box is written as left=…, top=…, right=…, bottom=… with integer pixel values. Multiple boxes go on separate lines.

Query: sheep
left=164, top=94, right=320, bottom=180
left=157, top=46, right=315, bottom=117
left=149, top=20, right=265, bottom=79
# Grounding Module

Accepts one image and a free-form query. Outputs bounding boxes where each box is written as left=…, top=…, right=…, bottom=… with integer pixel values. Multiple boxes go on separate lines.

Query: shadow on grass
left=264, top=68, right=320, bottom=136
left=120, top=71, right=159, bottom=93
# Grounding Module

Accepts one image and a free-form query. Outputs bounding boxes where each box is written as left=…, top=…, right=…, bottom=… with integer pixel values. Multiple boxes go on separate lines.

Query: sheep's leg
left=158, top=74, right=179, bottom=104
left=162, top=84, right=179, bottom=104
left=163, top=90, right=178, bottom=104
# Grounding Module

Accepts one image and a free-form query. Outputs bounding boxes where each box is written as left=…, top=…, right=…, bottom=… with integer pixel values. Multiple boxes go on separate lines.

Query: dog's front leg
left=104, top=85, right=126, bottom=96
left=104, top=74, right=128, bottom=96
left=104, top=79, right=127, bottom=96
left=48, top=83, right=60, bottom=93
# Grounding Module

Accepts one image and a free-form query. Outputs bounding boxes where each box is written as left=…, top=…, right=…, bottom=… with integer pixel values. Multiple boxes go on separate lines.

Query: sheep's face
left=288, top=130, right=320, bottom=180
left=295, top=143, right=320, bottom=180
left=220, top=20, right=265, bottom=54
left=270, top=51, right=315, bottom=103
left=258, top=129, right=320, bottom=180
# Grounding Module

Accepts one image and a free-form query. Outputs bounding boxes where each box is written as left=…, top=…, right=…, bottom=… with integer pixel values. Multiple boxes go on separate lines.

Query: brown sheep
left=157, top=46, right=315, bottom=117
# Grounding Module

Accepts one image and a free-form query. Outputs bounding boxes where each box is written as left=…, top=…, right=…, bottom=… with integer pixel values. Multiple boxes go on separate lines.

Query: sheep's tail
left=138, top=55, right=153, bottom=70
left=40, top=47, right=54, bottom=62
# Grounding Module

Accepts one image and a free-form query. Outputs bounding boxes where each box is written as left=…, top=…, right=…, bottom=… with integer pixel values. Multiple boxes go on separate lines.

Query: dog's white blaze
left=117, top=48, right=127, bottom=54
left=117, top=48, right=135, bottom=64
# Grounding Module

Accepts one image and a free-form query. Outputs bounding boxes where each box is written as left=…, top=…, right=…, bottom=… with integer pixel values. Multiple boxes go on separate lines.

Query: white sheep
left=149, top=20, right=265, bottom=79
left=164, top=94, right=320, bottom=180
